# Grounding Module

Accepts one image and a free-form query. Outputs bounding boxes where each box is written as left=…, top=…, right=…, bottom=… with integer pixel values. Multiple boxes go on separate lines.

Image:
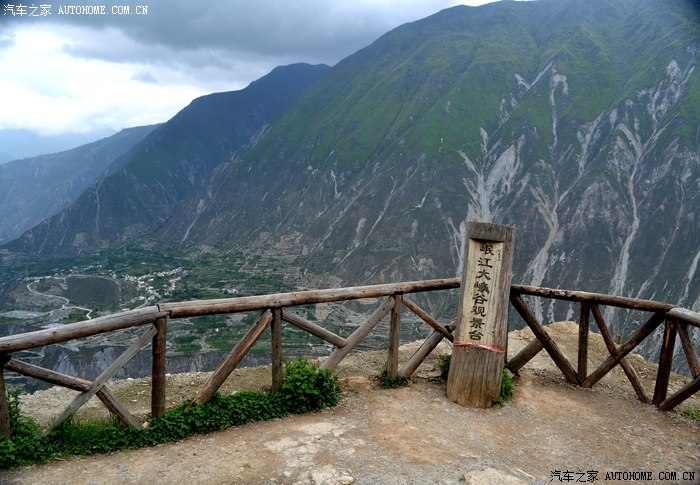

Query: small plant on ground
left=0, top=357, right=340, bottom=469
left=681, top=407, right=700, bottom=421
left=439, top=353, right=451, bottom=381
left=496, top=368, right=514, bottom=407
left=378, top=363, right=409, bottom=389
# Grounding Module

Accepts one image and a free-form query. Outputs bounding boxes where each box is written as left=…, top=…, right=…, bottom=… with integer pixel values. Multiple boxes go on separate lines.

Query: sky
left=0, top=0, right=503, bottom=140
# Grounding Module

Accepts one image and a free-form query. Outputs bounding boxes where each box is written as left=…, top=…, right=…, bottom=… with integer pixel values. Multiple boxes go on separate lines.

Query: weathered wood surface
left=192, top=310, right=272, bottom=407
left=0, top=306, right=162, bottom=354
left=4, top=358, right=137, bottom=426
left=281, top=310, right=348, bottom=348
left=658, top=374, right=700, bottom=411
left=94, top=386, right=141, bottom=428
left=271, top=309, right=284, bottom=392
left=448, top=346, right=506, bottom=407
left=321, top=297, right=395, bottom=371
left=578, top=303, right=590, bottom=382
left=653, top=320, right=677, bottom=405
left=510, top=292, right=579, bottom=384
left=512, top=285, right=675, bottom=312
left=507, top=339, right=544, bottom=373
left=399, top=324, right=454, bottom=379
left=590, top=304, right=650, bottom=403
left=151, top=317, right=167, bottom=419
left=447, top=222, right=515, bottom=408
left=162, top=279, right=459, bottom=318
left=677, top=322, right=700, bottom=378
left=50, top=326, right=156, bottom=431
left=582, top=311, right=666, bottom=388
left=402, top=297, right=454, bottom=341
left=5, top=358, right=91, bottom=392
left=0, top=356, right=10, bottom=439
left=666, top=307, right=700, bottom=327
left=387, top=295, right=402, bottom=379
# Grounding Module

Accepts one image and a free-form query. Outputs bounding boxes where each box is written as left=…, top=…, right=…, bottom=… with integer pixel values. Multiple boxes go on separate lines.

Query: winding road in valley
left=26, top=278, right=94, bottom=321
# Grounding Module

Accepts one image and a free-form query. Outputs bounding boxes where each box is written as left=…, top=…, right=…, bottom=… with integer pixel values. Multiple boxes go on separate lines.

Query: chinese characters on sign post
left=461, top=239, right=504, bottom=348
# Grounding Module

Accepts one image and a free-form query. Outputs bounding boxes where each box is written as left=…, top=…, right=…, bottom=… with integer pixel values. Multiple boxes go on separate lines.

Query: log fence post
left=510, top=292, right=579, bottom=384
left=271, top=308, right=284, bottom=392
left=387, top=294, right=402, bottom=379
left=676, top=322, right=700, bottom=378
left=578, top=303, right=590, bottom=382
left=151, top=316, right=167, bottom=419
left=399, top=324, right=455, bottom=378
left=590, top=304, right=649, bottom=403
left=582, top=311, right=665, bottom=388
left=506, top=338, right=544, bottom=374
left=50, top=325, right=157, bottom=432
left=0, top=355, right=10, bottom=440
left=446, top=222, right=515, bottom=408
left=653, top=319, right=677, bottom=405
left=321, top=297, right=394, bottom=370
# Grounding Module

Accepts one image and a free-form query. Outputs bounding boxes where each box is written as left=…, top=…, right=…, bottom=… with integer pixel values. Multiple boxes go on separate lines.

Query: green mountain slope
left=158, top=0, right=699, bottom=328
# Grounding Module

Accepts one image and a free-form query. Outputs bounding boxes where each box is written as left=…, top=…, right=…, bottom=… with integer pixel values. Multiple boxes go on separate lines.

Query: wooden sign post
left=446, top=222, right=515, bottom=407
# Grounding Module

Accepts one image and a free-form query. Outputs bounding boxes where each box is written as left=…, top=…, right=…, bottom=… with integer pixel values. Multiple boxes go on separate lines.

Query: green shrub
left=0, top=357, right=340, bottom=469
left=280, top=357, right=340, bottom=412
left=0, top=388, right=54, bottom=468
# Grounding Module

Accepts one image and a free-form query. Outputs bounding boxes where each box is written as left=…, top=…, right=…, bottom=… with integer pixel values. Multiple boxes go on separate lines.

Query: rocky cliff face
left=4, top=0, right=699, bottom=356
left=5, top=63, right=330, bottom=253
left=163, top=1, right=699, bottom=312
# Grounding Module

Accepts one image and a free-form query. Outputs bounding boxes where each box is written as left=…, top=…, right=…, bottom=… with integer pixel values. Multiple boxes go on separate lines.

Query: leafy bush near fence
left=0, top=357, right=339, bottom=469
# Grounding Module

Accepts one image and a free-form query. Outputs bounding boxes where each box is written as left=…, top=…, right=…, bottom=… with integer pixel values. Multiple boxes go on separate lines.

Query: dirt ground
left=1, top=321, right=698, bottom=484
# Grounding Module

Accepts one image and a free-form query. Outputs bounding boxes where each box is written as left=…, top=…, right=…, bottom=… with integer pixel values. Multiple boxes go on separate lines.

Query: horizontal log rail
left=0, top=277, right=698, bottom=440
left=160, top=278, right=461, bottom=318
left=0, top=306, right=165, bottom=354
left=511, top=284, right=676, bottom=313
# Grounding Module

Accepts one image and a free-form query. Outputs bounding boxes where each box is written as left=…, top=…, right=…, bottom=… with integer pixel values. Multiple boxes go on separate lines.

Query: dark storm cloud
left=29, top=0, right=458, bottom=67
left=0, top=0, right=493, bottom=135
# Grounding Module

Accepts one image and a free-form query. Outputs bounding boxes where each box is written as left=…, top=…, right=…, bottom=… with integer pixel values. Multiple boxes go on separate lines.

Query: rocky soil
left=1, top=321, right=698, bottom=484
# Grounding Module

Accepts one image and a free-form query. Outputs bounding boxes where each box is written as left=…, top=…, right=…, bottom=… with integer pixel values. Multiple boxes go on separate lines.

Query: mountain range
left=0, top=125, right=157, bottom=244
left=0, top=128, right=117, bottom=163
left=2, top=0, right=699, bottom=353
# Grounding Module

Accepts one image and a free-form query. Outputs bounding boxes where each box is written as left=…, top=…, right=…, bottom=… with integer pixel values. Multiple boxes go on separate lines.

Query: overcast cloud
left=0, top=0, right=501, bottom=137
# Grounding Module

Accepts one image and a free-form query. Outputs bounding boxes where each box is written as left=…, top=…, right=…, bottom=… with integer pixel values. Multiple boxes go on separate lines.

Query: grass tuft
left=378, top=363, right=409, bottom=389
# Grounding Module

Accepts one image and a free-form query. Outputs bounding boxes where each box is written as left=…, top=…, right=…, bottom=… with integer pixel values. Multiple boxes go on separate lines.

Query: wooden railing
left=0, top=278, right=459, bottom=437
left=508, top=285, right=700, bottom=411
left=0, top=278, right=698, bottom=439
